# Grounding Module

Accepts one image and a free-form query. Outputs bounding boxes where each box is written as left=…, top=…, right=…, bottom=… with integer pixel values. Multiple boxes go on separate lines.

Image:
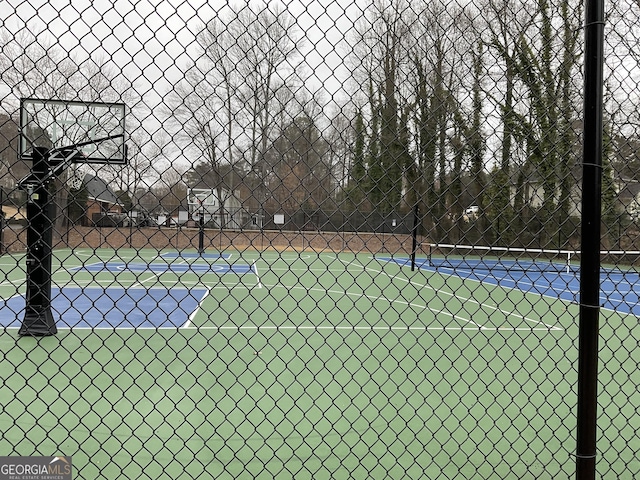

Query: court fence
left=0, top=1, right=638, bottom=479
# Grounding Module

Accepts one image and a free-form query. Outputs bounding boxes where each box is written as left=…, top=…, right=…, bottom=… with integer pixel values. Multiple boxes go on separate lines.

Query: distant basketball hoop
left=187, top=188, right=216, bottom=255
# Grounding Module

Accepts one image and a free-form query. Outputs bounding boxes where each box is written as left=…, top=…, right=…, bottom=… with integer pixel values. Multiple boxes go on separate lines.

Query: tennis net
left=423, top=244, right=640, bottom=274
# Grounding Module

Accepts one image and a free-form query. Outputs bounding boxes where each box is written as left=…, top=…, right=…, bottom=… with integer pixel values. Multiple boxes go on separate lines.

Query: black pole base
left=19, top=308, right=57, bottom=336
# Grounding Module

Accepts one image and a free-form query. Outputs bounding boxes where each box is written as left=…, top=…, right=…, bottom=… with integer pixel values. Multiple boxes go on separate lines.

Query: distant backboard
left=188, top=188, right=218, bottom=215
left=20, top=97, right=126, bottom=164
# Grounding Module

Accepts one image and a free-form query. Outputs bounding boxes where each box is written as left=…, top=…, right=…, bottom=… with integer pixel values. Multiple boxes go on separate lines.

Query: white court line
left=0, top=286, right=211, bottom=331
left=421, top=262, right=639, bottom=316
left=264, top=283, right=556, bottom=330
left=252, top=262, right=263, bottom=288
left=234, top=252, right=562, bottom=330
left=187, top=325, right=558, bottom=332
left=427, top=265, right=640, bottom=316
left=252, top=253, right=315, bottom=261
left=2, top=326, right=192, bottom=331
left=5, top=324, right=560, bottom=332
left=0, top=253, right=564, bottom=332
left=182, top=286, right=211, bottom=329
left=0, top=278, right=26, bottom=288
left=432, top=265, right=580, bottom=296
left=68, top=260, right=106, bottom=271
left=273, top=283, right=483, bottom=327
left=336, top=257, right=562, bottom=331
left=126, top=256, right=191, bottom=290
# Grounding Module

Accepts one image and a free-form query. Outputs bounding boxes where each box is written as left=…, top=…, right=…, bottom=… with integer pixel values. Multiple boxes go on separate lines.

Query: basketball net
left=66, top=168, right=85, bottom=190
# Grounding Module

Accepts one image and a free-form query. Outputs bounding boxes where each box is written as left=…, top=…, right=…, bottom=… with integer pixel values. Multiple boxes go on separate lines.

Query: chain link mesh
left=0, top=0, right=638, bottom=478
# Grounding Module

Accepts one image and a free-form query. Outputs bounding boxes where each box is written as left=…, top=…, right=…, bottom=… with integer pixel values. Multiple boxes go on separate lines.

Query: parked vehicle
left=92, top=212, right=130, bottom=227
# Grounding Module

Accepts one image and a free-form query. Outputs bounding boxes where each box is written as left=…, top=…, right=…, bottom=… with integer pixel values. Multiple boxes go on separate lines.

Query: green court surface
left=0, top=248, right=638, bottom=478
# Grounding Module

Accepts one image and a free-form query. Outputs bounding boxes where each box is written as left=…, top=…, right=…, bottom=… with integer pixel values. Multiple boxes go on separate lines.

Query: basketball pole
left=19, top=146, right=57, bottom=336
left=17, top=133, right=126, bottom=337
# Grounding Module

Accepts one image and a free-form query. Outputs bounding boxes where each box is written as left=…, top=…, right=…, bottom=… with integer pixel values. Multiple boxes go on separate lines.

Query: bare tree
left=163, top=64, right=234, bottom=226
left=228, top=4, right=303, bottom=219
left=0, top=29, right=143, bottom=235
left=0, top=29, right=79, bottom=104
left=164, top=3, right=303, bottom=225
left=101, top=130, right=164, bottom=212
left=152, top=162, right=189, bottom=217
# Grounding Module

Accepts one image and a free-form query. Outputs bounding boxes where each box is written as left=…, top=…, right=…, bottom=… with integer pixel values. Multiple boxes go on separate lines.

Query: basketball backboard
left=20, top=97, right=126, bottom=164
left=188, top=188, right=217, bottom=212
left=188, top=188, right=219, bottom=224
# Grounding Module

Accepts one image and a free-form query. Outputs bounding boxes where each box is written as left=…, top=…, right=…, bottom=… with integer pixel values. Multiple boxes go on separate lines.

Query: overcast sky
left=1, top=0, right=370, bottom=105
left=1, top=0, right=371, bottom=175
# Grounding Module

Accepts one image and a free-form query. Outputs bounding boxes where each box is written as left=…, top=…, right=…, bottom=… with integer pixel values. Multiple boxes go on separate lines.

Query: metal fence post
left=576, top=0, right=605, bottom=477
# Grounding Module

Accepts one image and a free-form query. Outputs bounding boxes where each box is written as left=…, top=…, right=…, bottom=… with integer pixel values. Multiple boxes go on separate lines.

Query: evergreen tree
left=347, top=108, right=367, bottom=207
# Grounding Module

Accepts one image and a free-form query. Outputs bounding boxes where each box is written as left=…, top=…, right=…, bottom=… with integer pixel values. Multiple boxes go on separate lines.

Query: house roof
left=617, top=181, right=640, bottom=200
left=83, top=174, right=123, bottom=206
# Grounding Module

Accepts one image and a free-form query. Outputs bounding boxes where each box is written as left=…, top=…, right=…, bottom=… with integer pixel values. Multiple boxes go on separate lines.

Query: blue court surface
left=76, top=262, right=254, bottom=274
left=383, top=256, right=640, bottom=316
left=160, top=252, right=231, bottom=260
left=0, top=287, right=208, bottom=328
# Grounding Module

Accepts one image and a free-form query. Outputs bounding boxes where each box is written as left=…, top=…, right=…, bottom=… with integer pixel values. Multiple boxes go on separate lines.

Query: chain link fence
left=0, top=0, right=638, bottom=478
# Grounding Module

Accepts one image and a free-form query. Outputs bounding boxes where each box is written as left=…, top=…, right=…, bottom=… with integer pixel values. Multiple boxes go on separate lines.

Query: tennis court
left=385, top=243, right=640, bottom=316
left=0, top=247, right=579, bottom=331
left=1, top=247, right=638, bottom=478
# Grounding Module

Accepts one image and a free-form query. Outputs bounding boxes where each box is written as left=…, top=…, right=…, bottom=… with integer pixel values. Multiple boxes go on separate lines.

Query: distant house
left=615, top=179, right=640, bottom=220
left=508, top=165, right=582, bottom=217
left=80, top=174, right=124, bottom=226
left=508, top=166, right=640, bottom=221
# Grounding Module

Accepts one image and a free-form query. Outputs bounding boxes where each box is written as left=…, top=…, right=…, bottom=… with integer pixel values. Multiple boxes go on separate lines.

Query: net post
left=411, top=204, right=419, bottom=271
left=198, top=201, right=205, bottom=255
left=19, top=146, right=57, bottom=336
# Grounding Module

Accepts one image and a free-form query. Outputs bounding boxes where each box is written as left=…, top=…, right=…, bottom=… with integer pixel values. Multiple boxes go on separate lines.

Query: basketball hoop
left=66, top=168, right=84, bottom=190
